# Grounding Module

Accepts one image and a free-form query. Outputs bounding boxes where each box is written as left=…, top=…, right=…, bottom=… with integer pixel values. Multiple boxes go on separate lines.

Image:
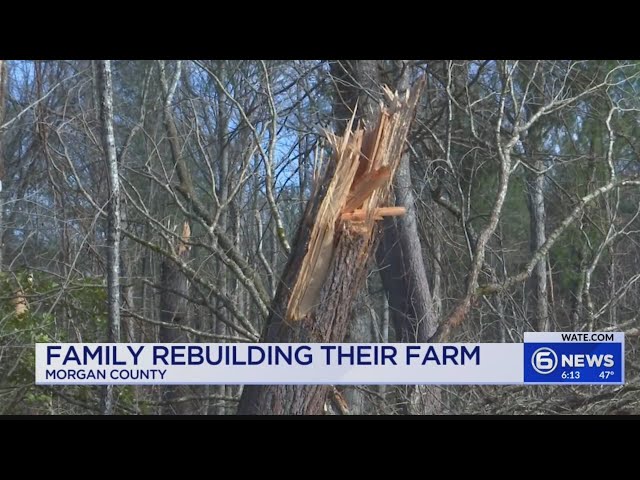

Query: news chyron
left=524, top=332, right=624, bottom=385
left=35, top=332, right=625, bottom=386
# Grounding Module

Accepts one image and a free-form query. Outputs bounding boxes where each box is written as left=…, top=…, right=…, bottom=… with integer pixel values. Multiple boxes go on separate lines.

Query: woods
left=1, top=60, right=639, bottom=415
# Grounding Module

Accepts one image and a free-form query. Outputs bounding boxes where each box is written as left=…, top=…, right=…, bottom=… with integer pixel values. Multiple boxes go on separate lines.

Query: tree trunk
left=521, top=64, right=550, bottom=332
left=376, top=153, right=438, bottom=343
left=526, top=158, right=549, bottom=331
left=0, top=60, right=7, bottom=271
left=237, top=194, right=379, bottom=414
left=159, top=222, right=191, bottom=414
left=523, top=112, right=549, bottom=332
left=376, top=63, right=440, bottom=414
left=330, top=60, right=379, bottom=414
left=96, top=60, right=121, bottom=415
left=237, top=79, right=424, bottom=415
left=214, top=69, right=230, bottom=415
left=330, top=60, right=441, bottom=414
left=120, top=203, right=136, bottom=342
left=376, top=152, right=441, bottom=414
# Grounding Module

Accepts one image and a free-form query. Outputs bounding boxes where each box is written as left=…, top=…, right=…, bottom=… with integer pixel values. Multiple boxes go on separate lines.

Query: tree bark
left=96, top=60, right=121, bottom=415
left=237, top=186, right=380, bottom=414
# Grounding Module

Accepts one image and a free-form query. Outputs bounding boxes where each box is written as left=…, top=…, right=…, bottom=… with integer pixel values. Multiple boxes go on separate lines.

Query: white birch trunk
left=97, top=60, right=121, bottom=415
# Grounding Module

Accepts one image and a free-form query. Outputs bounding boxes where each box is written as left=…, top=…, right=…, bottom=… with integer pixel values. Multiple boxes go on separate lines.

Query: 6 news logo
left=524, top=342, right=623, bottom=384
left=531, top=348, right=558, bottom=374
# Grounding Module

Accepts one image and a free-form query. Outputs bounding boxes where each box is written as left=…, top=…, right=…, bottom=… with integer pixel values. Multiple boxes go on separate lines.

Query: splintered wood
left=286, top=80, right=425, bottom=322
left=11, top=288, right=28, bottom=317
left=177, top=221, right=191, bottom=256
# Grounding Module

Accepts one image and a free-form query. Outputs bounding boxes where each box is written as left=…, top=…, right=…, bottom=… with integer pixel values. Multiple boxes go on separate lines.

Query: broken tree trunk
left=159, top=221, right=191, bottom=414
left=237, top=80, right=425, bottom=415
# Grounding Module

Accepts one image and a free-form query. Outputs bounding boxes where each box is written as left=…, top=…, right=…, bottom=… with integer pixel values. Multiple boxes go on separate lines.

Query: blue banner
left=524, top=342, right=623, bottom=384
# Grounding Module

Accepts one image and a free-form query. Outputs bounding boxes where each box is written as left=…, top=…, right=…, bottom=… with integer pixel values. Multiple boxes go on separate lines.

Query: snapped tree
left=238, top=80, right=425, bottom=415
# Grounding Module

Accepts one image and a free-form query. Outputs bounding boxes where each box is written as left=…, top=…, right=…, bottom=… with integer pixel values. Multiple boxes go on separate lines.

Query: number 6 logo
left=531, top=347, right=558, bottom=374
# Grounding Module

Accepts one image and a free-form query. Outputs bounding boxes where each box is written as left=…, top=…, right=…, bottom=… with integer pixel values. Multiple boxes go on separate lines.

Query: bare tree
left=96, top=60, right=121, bottom=415
left=0, top=60, right=7, bottom=270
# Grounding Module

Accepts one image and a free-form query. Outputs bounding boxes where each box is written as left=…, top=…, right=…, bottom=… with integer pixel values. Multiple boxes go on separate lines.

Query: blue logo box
left=524, top=342, right=623, bottom=384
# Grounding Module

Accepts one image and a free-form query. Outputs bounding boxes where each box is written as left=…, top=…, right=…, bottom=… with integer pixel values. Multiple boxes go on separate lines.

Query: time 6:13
left=561, top=371, right=580, bottom=380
